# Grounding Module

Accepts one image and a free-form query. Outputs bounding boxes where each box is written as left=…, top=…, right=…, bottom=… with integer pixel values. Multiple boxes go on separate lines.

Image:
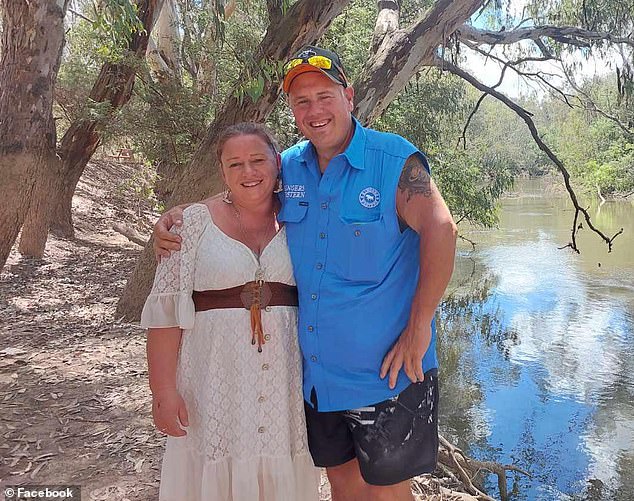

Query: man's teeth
left=311, top=120, right=328, bottom=127
left=242, top=180, right=262, bottom=187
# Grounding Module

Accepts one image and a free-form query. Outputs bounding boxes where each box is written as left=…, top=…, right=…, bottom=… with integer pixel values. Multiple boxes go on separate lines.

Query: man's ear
left=344, top=85, right=355, bottom=111
left=276, top=152, right=282, bottom=171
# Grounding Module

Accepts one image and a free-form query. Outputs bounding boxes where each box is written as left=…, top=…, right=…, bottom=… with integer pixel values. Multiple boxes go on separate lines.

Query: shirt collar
left=297, top=116, right=366, bottom=170
left=341, top=117, right=366, bottom=170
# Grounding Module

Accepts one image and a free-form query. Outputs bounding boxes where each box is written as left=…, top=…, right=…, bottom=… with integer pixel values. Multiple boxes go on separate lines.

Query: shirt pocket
left=278, top=201, right=309, bottom=267
left=335, top=210, right=387, bottom=283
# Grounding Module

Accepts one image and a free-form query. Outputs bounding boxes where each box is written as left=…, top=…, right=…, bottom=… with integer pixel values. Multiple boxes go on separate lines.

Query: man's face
left=287, top=71, right=355, bottom=158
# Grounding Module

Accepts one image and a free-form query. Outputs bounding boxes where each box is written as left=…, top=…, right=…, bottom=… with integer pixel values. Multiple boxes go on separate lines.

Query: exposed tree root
left=412, top=434, right=532, bottom=501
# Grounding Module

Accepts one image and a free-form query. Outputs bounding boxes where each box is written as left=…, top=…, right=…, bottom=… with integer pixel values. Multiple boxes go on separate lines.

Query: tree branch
left=457, top=24, right=634, bottom=49
left=561, top=62, right=634, bottom=138
left=436, top=57, right=623, bottom=253
left=354, top=0, right=484, bottom=124
left=266, top=0, right=283, bottom=25
left=462, top=41, right=576, bottom=107
left=371, top=0, right=400, bottom=54
left=458, top=92, right=487, bottom=149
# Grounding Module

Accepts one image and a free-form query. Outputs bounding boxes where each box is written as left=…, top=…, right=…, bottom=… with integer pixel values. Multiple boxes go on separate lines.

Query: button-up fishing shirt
left=279, top=118, right=438, bottom=411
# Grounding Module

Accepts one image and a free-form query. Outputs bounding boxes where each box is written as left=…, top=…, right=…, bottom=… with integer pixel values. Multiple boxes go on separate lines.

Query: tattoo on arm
left=398, top=155, right=432, bottom=201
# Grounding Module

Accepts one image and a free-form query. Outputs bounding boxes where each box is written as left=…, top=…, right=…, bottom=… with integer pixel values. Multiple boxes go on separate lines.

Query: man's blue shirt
left=279, top=118, right=438, bottom=411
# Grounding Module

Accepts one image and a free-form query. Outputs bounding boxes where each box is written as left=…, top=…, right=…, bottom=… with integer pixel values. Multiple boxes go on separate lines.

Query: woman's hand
left=152, top=388, right=189, bottom=437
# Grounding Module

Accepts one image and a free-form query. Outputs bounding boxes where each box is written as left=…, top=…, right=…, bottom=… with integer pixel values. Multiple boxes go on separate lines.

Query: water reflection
left=438, top=179, right=634, bottom=500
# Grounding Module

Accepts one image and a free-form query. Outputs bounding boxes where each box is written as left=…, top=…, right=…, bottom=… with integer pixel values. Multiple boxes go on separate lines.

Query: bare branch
left=463, top=42, right=576, bottom=107
left=535, top=38, right=554, bottom=58
left=68, top=8, right=95, bottom=23
left=458, top=92, right=487, bottom=149
left=457, top=24, right=634, bottom=49
left=436, top=57, right=623, bottom=253
left=561, top=63, right=634, bottom=138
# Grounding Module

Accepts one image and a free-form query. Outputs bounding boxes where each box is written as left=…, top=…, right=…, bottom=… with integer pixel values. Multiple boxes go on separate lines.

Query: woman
left=140, top=123, right=319, bottom=500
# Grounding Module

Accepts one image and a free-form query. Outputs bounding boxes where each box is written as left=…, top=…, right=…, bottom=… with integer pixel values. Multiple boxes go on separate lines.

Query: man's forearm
left=408, top=219, right=457, bottom=329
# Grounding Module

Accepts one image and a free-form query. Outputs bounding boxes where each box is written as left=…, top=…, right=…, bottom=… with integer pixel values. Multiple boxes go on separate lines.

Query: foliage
left=463, top=91, right=550, bottom=177
left=540, top=74, right=634, bottom=196
left=113, top=161, right=161, bottom=215
left=92, top=0, right=145, bottom=60
left=377, top=70, right=515, bottom=227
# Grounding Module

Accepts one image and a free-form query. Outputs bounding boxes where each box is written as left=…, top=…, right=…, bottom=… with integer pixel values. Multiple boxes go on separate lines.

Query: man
left=154, top=45, right=457, bottom=500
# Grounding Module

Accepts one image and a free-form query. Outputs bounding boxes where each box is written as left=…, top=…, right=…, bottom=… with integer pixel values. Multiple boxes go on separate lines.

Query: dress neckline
left=194, top=202, right=286, bottom=264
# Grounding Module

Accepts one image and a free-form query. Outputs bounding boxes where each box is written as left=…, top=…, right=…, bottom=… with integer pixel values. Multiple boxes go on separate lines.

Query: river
left=439, top=178, right=634, bottom=500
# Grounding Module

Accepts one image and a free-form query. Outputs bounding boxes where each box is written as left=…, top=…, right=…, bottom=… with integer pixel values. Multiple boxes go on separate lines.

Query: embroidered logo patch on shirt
left=284, top=184, right=306, bottom=198
left=359, top=187, right=380, bottom=208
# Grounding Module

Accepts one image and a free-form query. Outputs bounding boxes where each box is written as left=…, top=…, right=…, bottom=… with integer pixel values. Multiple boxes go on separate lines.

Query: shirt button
left=265, top=306, right=271, bottom=312
left=354, top=229, right=361, bottom=237
left=264, top=334, right=271, bottom=341
left=262, top=364, right=269, bottom=370
left=307, top=326, right=314, bottom=332
left=319, top=232, right=326, bottom=239
left=321, top=202, right=328, bottom=209
left=258, top=396, right=266, bottom=403
left=311, top=293, right=317, bottom=300
left=258, top=426, right=266, bottom=433
left=310, top=355, right=317, bottom=362
left=316, top=263, right=323, bottom=270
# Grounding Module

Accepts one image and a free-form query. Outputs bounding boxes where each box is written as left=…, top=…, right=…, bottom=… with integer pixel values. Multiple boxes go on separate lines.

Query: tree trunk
left=19, top=0, right=160, bottom=249
left=116, top=0, right=351, bottom=320
left=0, top=0, right=67, bottom=269
left=147, top=0, right=182, bottom=81
left=354, top=0, right=484, bottom=123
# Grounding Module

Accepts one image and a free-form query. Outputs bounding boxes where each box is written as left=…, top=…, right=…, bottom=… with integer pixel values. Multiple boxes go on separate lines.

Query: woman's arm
left=147, top=327, right=189, bottom=436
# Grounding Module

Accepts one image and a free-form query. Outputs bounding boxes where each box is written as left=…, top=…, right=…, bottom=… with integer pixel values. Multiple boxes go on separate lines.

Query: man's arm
left=380, top=153, right=458, bottom=389
left=153, top=203, right=192, bottom=260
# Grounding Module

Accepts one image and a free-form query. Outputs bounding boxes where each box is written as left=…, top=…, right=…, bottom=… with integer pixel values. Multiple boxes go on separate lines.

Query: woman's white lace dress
left=140, top=204, right=319, bottom=501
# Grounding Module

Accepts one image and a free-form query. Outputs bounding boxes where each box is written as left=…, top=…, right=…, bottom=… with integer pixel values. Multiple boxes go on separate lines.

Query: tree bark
left=116, top=0, right=351, bottom=320
left=19, top=0, right=160, bottom=250
left=0, top=0, right=67, bottom=269
left=147, top=0, right=182, bottom=82
left=457, top=24, right=634, bottom=48
left=354, top=0, right=484, bottom=123
left=370, top=0, right=400, bottom=54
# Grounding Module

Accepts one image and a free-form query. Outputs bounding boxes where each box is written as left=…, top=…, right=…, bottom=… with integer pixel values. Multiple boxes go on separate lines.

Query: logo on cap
left=359, top=187, right=380, bottom=208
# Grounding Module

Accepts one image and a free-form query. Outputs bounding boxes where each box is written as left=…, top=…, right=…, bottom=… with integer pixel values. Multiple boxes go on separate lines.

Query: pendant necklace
left=233, top=202, right=278, bottom=352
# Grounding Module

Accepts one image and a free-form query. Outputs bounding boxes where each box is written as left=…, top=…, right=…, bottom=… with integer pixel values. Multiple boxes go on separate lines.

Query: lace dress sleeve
left=140, top=204, right=209, bottom=329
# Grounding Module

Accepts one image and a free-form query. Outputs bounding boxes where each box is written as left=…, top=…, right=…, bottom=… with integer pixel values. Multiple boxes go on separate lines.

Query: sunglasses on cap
left=282, top=48, right=348, bottom=93
left=283, top=55, right=337, bottom=74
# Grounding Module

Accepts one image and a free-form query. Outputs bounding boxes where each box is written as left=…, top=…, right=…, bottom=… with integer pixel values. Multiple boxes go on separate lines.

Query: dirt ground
left=0, top=161, right=478, bottom=501
left=1, top=160, right=164, bottom=500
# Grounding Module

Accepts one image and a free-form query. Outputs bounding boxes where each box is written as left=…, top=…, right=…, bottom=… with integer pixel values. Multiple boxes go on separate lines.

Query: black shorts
left=304, top=370, right=439, bottom=486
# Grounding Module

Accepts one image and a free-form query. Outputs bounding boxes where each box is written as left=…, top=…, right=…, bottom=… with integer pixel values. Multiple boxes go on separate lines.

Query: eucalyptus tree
left=0, top=0, right=68, bottom=268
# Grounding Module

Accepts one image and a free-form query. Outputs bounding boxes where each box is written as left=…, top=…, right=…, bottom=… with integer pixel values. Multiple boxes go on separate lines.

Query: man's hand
left=153, top=206, right=185, bottom=261
left=380, top=322, right=432, bottom=389
left=151, top=388, right=189, bottom=437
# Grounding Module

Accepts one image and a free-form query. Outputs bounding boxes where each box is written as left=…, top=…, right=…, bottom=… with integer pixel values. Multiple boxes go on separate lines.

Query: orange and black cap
left=282, top=46, right=349, bottom=93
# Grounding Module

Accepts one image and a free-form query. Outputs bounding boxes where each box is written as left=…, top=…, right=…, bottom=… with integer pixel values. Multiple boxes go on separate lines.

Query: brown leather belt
left=192, top=282, right=298, bottom=353
left=192, top=282, right=298, bottom=311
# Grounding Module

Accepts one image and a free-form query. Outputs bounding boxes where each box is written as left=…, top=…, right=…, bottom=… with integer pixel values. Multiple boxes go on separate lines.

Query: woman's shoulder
left=182, top=201, right=212, bottom=221
left=177, top=202, right=212, bottom=240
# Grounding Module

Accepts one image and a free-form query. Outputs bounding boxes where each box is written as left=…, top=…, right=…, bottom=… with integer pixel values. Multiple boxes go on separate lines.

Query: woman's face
left=220, top=134, right=280, bottom=207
